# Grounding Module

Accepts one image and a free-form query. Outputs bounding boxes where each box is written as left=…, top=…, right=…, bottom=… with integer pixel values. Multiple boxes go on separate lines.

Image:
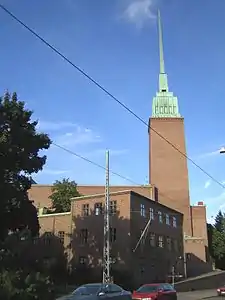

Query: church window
left=158, top=211, right=163, bottom=223
left=58, top=231, right=65, bottom=244
left=172, top=216, right=177, bottom=227
left=110, top=201, right=117, bottom=215
left=149, top=233, right=155, bottom=246
left=82, top=204, right=89, bottom=216
left=165, top=213, right=170, bottom=225
left=80, top=229, right=88, bottom=244
left=94, top=202, right=103, bottom=215
left=166, top=237, right=172, bottom=250
left=140, top=204, right=146, bottom=217
left=158, top=235, right=164, bottom=248
left=149, top=207, right=154, bottom=220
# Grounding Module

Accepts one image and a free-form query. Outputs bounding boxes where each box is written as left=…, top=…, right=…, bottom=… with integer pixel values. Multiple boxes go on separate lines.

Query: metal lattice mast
left=103, top=150, right=110, bottom=283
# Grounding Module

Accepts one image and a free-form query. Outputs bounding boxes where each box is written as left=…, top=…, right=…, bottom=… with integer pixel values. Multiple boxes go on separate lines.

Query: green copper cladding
left=152, top=10, right=181, bottom=118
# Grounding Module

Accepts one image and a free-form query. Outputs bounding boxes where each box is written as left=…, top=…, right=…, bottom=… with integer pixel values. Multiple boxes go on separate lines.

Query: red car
left=132, top=283, right=177, bottom=300
left=217, top=286, right=225, bottom=296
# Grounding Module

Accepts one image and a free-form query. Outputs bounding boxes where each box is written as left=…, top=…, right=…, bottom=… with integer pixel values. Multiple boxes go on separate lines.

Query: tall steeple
left=152, top=10, right=181, bottom=118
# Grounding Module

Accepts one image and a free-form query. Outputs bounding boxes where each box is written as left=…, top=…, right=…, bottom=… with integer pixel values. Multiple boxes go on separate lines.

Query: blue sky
left=0, top=0, right=225, bottom=222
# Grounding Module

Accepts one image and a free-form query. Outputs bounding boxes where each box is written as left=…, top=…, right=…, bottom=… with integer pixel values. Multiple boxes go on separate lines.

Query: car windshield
left=136, top=285, right=158, bottom=293
left=72, top=285, right=101, bottom=295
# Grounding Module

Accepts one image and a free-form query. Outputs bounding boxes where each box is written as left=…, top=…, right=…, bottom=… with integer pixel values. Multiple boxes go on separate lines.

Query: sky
left=0, top=0, right=225, bottom=223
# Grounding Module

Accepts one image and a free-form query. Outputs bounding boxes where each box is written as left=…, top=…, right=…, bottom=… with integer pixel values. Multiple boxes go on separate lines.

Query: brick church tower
left=149, top=11, right=192, bottom=236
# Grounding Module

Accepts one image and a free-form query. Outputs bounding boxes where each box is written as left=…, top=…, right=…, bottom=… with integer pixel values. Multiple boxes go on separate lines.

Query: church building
left=29, top=11, right=211, bottom=280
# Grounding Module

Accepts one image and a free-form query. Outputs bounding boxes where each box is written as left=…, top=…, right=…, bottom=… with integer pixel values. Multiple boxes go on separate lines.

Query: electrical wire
left=53, top=143, right=192, bottom=214
left=0, top=4, right=224, bottom=189
left=52, top=143, right=139, bottom=185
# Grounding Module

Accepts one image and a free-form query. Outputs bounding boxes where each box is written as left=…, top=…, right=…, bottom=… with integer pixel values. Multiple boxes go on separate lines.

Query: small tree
left=50, top=178, right=80, bottom=212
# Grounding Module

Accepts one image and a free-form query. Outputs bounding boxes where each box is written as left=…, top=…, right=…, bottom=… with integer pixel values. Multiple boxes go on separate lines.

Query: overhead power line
left=53, top=143, right=139, bottom=185
left=1, top=4, right=224, bottom=190
left=53, top=143, right=202, bottom=214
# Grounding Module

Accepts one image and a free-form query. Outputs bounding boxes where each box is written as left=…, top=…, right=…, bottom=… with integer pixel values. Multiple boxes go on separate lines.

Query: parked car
left=132, top=283, right=177, bottom=300
left=64, top=283, right=132, bottom=300
left=217, top=285, right=225, bottom=296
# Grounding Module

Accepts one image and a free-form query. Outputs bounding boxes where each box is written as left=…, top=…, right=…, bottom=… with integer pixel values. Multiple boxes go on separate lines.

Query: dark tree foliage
left=207, top=223, right=214, bottom=257
left=209, top=211, right=225, bottom=269
left=0, top=91, right=51, bottom=240
left=215, top=210, right=225, bottom=233
left=50, top=178, right=80, bottom=213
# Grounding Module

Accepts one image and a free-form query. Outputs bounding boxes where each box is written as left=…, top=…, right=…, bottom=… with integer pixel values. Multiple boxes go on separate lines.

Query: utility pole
left=171, top=266, right=175, bottom=287
left=103, top=150, right=110, bottom=283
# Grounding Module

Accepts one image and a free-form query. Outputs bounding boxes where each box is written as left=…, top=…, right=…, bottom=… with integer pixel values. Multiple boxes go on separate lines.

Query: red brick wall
left=191, top=205, right=208, bottom=245
left=149, top=117, right=192, bottom=236
left=29, top=185, right=154, bottom=209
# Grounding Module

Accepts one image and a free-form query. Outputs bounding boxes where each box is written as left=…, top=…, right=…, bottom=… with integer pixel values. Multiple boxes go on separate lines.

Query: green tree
left=212, top=228, right=225, bottom=260
left=210, top=211, right=225, bottom=269
left=207, top=223, right=214, bottom=258
left=50, top=178, right=80, bottom=212
left=215, top=210, right=225, bottom=232
left=0, top=91, right=51, bottom=241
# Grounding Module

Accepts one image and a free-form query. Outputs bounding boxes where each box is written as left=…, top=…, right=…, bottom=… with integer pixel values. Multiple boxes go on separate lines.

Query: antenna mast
left=103, top=150, right=111, bottom=283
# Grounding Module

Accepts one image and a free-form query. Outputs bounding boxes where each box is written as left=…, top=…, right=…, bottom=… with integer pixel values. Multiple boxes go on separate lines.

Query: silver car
left=65, top=283, right=132, bottom=300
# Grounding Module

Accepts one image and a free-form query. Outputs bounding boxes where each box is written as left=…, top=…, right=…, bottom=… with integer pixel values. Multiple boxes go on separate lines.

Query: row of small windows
left=82, top=201, right=117, bottom=216
left=148, top=233, right=179, bottom=252
left=141, top=205, right=177, bottom=228
left=33, top=231, right=65, bottom=245
left=80, top=228, right=116, bottom=244
left=82, top=202, right=177, bottom=229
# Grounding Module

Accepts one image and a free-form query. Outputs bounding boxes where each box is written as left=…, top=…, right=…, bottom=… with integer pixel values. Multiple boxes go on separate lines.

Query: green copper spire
left=158, top=10, right=165, bottom=74
left=152, top=10, right=181, bottom=118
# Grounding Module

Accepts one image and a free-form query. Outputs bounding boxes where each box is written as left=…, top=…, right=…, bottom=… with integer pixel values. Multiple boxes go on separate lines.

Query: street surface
left=178, top=289, right=217, bottom=300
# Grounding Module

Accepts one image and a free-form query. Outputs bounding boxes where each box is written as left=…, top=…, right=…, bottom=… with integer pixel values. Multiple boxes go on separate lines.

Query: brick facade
left=38, top=190, right=184, bottom=287
left=149, top=117, right=211, bottom=276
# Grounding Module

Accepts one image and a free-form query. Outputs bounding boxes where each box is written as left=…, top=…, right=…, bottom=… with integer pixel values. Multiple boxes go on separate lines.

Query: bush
left=0, top=270, right=55, bottom=300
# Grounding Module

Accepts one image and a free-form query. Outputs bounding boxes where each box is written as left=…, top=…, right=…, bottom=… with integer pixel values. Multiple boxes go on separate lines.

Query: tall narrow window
left=166, top=214, right=170, bottom=225
left=94, top=202, right=103, bottom=215
left=158, top=211, right=163, bottom=223
left=158, top=235, right=164, bottom=248
left=149, top=233, right=155, bottom=247
left=110, top=228, right=116, bottom=242
left=140, top=204, right=146, bottom=217
left=58, top=231, right=65, bottom=244
left=110, top=201, right=117, bottom=215
left=82, top=204, right=89, bottom=216
left=172, top=216, right=177, bottom=227
left=167, top=237, right=172, bottom=251
left=80, top=229, right=88, bottom=244
left=149, top=207, right=154, bottom=220
left=44, top=232, right=52, bottom=245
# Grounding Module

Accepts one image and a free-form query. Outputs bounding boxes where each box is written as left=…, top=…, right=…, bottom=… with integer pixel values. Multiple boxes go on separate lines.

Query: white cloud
left=54, top=126, right=101, bottom=147
left=123, top=0, right=156, bottom=28
left=42, top=169, right=70, bottom=175
left=204, top=180, right=211, bottom=189
left=37, top=120, right=78, bottom=131
left=196, top=149, right=220, bottom=160
left=204, top=191, right=225, bottom=223
left=36, top=120, right=102, bottom=147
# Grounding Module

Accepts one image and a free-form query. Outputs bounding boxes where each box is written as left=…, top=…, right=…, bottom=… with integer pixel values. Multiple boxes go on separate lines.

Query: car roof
left=142, top=283, right=171, bottom=286
left=83, top=283, right=103, bottom=286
